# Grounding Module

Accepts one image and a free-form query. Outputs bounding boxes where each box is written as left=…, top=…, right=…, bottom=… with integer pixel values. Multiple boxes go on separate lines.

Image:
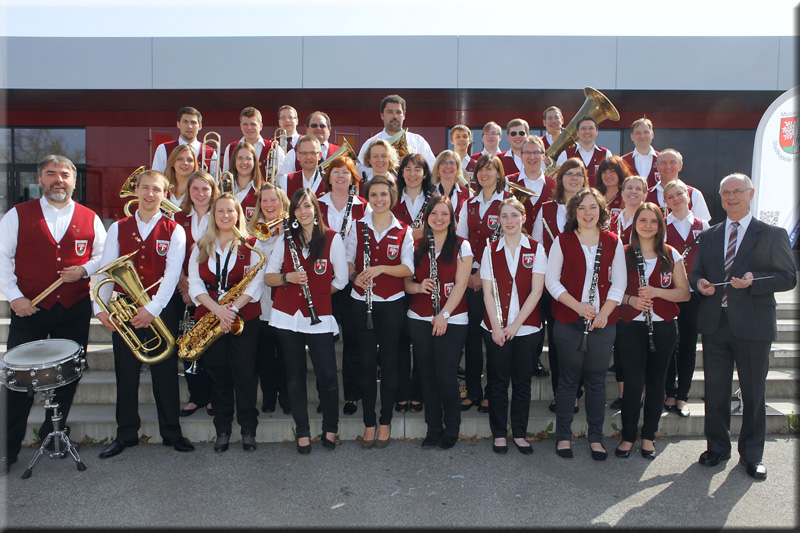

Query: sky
left=0, top=0, right=797, bottom=37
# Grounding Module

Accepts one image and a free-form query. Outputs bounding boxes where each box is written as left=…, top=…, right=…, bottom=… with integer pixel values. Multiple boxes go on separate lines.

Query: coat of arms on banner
left=314, top=259, right=327, bottom=274
left=661, top=272, right=672, bottom=287
left=246, top=207, right=255, bottom=218
left=75, top=240, right=88, bottom=256
left=488, top=215, right=498, bottom=230
left=387, top=244, right=399, bottom=260
left=780, top=116, right=797, bottom=154
left=522, top=253, right=535, bottom=268
left=156, top=240, right=170, bottom=256
left=444, top=282, right=454, bottom=297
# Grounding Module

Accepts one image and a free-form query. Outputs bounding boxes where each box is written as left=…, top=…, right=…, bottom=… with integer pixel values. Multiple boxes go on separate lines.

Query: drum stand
left=21, top=389, right=87, bottom=479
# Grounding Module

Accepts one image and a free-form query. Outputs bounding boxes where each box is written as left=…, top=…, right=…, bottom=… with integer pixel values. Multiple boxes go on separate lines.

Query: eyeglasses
left=439, top=161, right=458, bottom=167
left=308, top=123, right=328, bottom=129
left=508, top=131, right=527, bottom=137
left=298, top=151, right=320, bottom=156
left=236, top=156, right=254, bottom=162
left=564, top=171, right=585, bottom=178
left=522, top=150, right=544, bottom=156
left=720, top=188, right=751, bottom=197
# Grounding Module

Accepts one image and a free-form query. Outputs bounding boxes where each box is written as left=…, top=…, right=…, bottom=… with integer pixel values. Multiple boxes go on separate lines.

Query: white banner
left=752, top=86, right=800, bottom=246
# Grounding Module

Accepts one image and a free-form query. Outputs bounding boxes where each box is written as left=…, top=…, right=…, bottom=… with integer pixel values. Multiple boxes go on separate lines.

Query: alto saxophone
left=177, top=227, right=267, bottom=362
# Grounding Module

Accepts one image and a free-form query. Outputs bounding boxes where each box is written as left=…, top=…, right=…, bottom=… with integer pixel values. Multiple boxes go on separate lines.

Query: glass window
left=0, top=128, right=10, bottom=164
left=12, top=128, right=86, bottom=165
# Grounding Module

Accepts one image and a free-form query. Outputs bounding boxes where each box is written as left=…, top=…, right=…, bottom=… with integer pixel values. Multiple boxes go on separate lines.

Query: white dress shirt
left=630, top=248, right=682, bottom=322
left=517, top=169, right=547, bottom=208
left=532, top=202, right=567, bottom=244
left=545, top=235, right=627, bottom=312
left=346, top=211, right=414, bottom=302
left=653, top=180, right=712, bottom=221
left=255, top=235, right=281, bottom=322
left=277, top=169, right=323, bottom=196
left=264, top=232, right=348, bottom=334
left=725, top=213, right=752, bottom=257
left=407, top=239, right=473, bottom=326
left=187, top=237, right=263, bottom=307
left=0, top=197, right=106, bottom=302
left=318, top=193, right=369, bottom=238
left=556, top=145, right=612, bottom=167
left=480, top=236, right=547, bottom=336
left=222, top=135, right=285, bottom=175
left=357, top=129, right=436, bottom=181
left=93, top=211, right=186, bottom=318
left=399, top=189, right=427, bottom=224
left=152, top=138, right=207, bottom=175
left=632, top=146, right=657, bottom=178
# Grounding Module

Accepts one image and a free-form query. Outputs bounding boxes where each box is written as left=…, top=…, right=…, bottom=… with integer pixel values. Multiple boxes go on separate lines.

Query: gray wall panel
left=617, top=37, right=780, bottom=91
left=0, top=38, right=6, bottom=89
left=777, top=36, right=797, bottom=90
left=152, top=37, right=303, bottom=89
left=458, top=36, right=618, bottom=89
left=302, top=36, right=459, bottom=89
left=5, top=37, right=152, bottom=89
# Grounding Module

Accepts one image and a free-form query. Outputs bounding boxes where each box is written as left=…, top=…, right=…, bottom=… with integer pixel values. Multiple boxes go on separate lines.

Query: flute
left=579, top=242, right=602, bottom=353
left=283, top=218, right=322, bottom=325
left=634, top=244, right=657, bottom=352
left=428, top=227, right=440, bottom=316
left=362, top=222, right=374, bottom=329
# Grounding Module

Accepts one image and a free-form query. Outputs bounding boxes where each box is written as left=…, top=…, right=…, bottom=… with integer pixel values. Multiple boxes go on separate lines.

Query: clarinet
left=411, top=188, right=433, bottom=229
left=486, top=238, right=504, bottom=329
left=362, top=222, right=374, bottom=329
left=634, top=244, right=657, bottom=352
left=283, top=218, right=322, bottom=325
left=340, top=184, right=356, bottom=240
left=680, top=235, right=700, bottom=261
left=428, top=227, right=440, bottom=316
left=579, top=242, right=602, bottom=353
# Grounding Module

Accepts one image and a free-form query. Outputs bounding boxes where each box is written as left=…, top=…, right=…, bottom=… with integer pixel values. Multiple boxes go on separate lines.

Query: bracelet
left=281, top=273, right=288, bottom=286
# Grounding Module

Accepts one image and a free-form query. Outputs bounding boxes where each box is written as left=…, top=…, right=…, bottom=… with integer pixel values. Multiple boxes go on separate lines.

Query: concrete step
left=23, top=397, right=800, bottom=445
left=0, top=317, right=113, bottom=344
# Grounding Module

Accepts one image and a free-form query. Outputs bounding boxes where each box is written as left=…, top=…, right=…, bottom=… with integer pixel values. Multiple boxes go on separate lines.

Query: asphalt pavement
left=1, top=434, right=797, bottom=531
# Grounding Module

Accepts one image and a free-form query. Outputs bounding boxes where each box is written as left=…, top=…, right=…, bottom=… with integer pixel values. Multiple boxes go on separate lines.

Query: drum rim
left=1, top=338, right=83, bottom=370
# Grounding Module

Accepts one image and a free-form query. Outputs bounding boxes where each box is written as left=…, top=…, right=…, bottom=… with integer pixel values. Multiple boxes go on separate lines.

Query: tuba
left=120, top=166, right=181, bottom=218
left=387, top=129, right=413, bottom=159
left=507, top=181, right=539, bottom=204
left=176, top=222, right=279, bottom=362
left=318, top=138, right=358, bottom=175
left=544, top=87, right=620, bottom=178
left=93, top=251, right=176, bottom=365
left=264, top=128, right=287, bottom=184
left=201, top=131, right=222, bottom=180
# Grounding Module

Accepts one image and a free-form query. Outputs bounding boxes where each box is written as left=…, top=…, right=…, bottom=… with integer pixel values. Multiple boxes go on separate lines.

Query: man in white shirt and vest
left=622, top=117, right=660, bottom=188
left=152, top=107, right=214, bottom=175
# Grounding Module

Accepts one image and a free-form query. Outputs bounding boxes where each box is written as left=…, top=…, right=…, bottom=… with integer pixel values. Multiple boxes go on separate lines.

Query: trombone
left=201, top=131, right=222, bottom=181
left=264, top=128, right=287, bottom=185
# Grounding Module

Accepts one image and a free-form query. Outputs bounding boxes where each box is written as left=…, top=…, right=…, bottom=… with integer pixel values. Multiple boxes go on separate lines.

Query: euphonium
left=318, top=138, right=358, bottom=175
left=176, top=226, right=268, bottom=362
left=387, top=128, right=413, bottom=159
left=201, top=131, right=222, bottom=180
left=507, top=181, right=539, bottom=204
left=544, top=87, right=620, bottom=178
left=218, top=170, right=235, bottom=194
left=93, top=251, right=176, bottom=365
left=120, top=166, right=181, bottom=218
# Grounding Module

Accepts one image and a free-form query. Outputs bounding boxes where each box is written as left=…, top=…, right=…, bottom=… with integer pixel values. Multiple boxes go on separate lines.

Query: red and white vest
left=565, top=145, right=608, bottom=188
left=285, top=171, right=324, bottom=200
left=465, top=193, right=510, bottom=264
left=619, top=247, right=679, bottom=322
left=351, top=220, right=408, bottom=299
left=271, top=229, right=337, bottom=318
left=506, top=172, right=556, bottom=235
left=622, top=151, right=660, bottom=189
left=116, top=215, right=178, bottom=297
left=666, top=217, right=704, bottom=275
left=194, top=237, right=261, bottom=322
left=409, top=237, right=469, bottom=317
left=481, top=237, right=542, bottom=330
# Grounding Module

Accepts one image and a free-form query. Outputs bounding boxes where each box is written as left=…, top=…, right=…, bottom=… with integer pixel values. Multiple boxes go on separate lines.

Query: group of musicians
left=1, top=94, right=795, bottom=482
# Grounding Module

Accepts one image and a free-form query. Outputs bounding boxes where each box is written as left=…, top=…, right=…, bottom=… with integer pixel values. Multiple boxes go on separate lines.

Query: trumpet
left=120, top=166, right=181, bottom=218
left=252, top=213, right=288, bottom=241
left=201, top=131, right=222, bottom=180
left=93, top=251, right=175, bottom=365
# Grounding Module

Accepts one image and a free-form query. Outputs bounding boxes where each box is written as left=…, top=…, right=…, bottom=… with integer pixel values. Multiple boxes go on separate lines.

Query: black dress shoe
left=164, top=436, right=195, bottom=452
left=438, top=435, right=458, bottom=450
left=513, top=440, right=533, bottom=455
left=214, top=433, right=231, bottom=453
left=207, top=407, right=216, bottom=417
left=591, top=445, right=608, bottom=461
left=493, top=443, right=508, bottom=454
left=278, top=398, right=292, bottom=414
left=99, top=438, right=138, bottom=459
left=242, top=435, right=257, bottom=451
left=394, top=401, right=409, bottom=413
left=180, top=404, right=202, bottom=417
left=532, top=361, right=550, bottom=378
left=409, top=401, right=423, bottom=413
left=548, top=401, right=557, bottom=413
left=610, top=397, right=623, bottom=410
left=555, top=444, right=573, bottom=459
left=343, top=401, right=358, bottom=415
left=740, top=459, right=767, bottom=480
left=677, top=404, right=691, bottom=418
left=460, top=400, right=475, bottom=411
left=261, top=404, right=276, bottom=413
left=615, top=444, right=632, bottom=458
left=321, top=435, right=336, bottom=450
left=296, top=440, right=311, bottom=455
left=663, top=402, right=677, bottom=413
left=699, top=450, right=731, bottom=466
left=477, top=401, right=490, bottom=413
left=422, top=433, right=442, bottom=448
left=641, top=447, right=656, bottom=460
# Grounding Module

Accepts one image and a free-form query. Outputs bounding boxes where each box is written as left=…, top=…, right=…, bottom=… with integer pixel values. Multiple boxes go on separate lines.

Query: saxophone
left=176, top=226, right=267, bottom=362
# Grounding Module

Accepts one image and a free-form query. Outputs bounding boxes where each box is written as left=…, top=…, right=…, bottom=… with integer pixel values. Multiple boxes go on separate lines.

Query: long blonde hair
left=180, top=170, right=219, bottom=214
left=196, top=193, right=249, bottom=262
left=247, top=183, right=289, bottom=232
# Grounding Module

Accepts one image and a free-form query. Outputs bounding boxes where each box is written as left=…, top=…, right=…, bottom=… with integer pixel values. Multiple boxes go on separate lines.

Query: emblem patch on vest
left=488, top=215, right=498, bottom=230
left=522, top=253, right=535, bottom=268
left=75, top=240, right=89, bottom=256
left=444, top=282, right=454, bottom=297
left=246, top=207, right=255, bottom=219
left=660, top=272, right=672, bottom=288
left=387, top=244, right=399, bottom=260
left=314, top=259, right=328, bottom=274
left=610, top=208, right=622, bottom=218
left=156, top=240, right=170, bottom=256
left=608, top=266, right=613, bottom=282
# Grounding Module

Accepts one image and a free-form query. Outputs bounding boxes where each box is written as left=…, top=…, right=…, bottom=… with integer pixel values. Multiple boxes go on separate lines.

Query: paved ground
left=1, top=434, right=797, bottom=530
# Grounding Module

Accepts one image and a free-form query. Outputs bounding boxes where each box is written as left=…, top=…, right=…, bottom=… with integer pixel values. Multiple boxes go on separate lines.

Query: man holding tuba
left=357, top=94, right=436, bottom=182
left=0, top=155, right=106, bottom=473
left=95, top=169, right=195, bottom=458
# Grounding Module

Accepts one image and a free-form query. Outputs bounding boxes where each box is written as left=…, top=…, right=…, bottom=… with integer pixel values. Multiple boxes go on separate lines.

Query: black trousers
left=332, top=286, right=360, bottom=402
left=408, top=319, right=466, bottom=439
left=553, top=320, right=615, bottom=443
left=485, top=330, right=543, bottom=438
left=396, top=295, right=423, bottom=403
left=352, top=298, right=403, bottom=427
left=541, top=295, right=583, bottom=400
left=616, top=319, right=678, bottom=442
left=177, top=304, right=212, bottom=407
left=256, top=320, right=288, bottom=409
left=203, top=317, right=260, bottom=436
left=112, top=298, right=183, bottom=442
left=666, top=293, right=700, bottom=402
left=277, top=329, right=339, bottom=438
left=464, top=286, right=488, bottom=403
left=703, top=310, right=771, bottom=463
left=4, top=296, right=91, bottom=460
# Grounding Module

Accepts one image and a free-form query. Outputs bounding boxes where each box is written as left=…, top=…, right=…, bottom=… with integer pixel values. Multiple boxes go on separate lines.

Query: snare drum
left=0, top=339, right=85, bottom=393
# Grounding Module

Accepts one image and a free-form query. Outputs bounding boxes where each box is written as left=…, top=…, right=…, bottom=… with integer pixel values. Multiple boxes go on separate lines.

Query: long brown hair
left=473, top=154, right=506, bottom=194
left=414, top=195, right=460, bottom=267
left=287, top=188, right=327, bottom=263
left=230, top=142, right=263, bottom=191
left=166, top=144, right=199, bottom=193
left=625, top=202, right=673, bottom=273
left=180, top=170, right=219, bottom=215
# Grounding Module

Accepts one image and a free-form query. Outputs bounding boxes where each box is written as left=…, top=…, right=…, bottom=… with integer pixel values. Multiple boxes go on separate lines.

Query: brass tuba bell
left=544, top=87, right=620, bottom=178
left=120, top=166, right=181, bottom=218
left=317, top=138, right=359, bottom=175
left=93, top=251, right=176, bottom=365
left=387, top=129, right=413, bottom=159
left=507, top=180, right=539, bottom=204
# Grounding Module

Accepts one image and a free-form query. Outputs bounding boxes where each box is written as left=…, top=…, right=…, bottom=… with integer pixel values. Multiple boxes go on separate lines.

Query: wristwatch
left=441, top=311, right=451, bottom=320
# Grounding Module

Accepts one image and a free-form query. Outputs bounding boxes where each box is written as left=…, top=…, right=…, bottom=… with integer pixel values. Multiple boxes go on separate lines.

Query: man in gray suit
left=690, top=173, right=796, bottom=480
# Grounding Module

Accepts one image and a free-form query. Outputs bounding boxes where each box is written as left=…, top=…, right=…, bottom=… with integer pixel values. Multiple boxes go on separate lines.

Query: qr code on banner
left=759, top=210, right=780, bottom=226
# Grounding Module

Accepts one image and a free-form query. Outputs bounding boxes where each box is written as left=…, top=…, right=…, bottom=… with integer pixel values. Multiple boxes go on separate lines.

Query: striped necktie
left=721, top=221, right=739, bottom=307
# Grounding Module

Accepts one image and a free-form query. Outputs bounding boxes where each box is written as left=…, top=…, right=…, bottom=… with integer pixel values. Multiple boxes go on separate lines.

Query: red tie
left=722, top=221, right=739, bottom=307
